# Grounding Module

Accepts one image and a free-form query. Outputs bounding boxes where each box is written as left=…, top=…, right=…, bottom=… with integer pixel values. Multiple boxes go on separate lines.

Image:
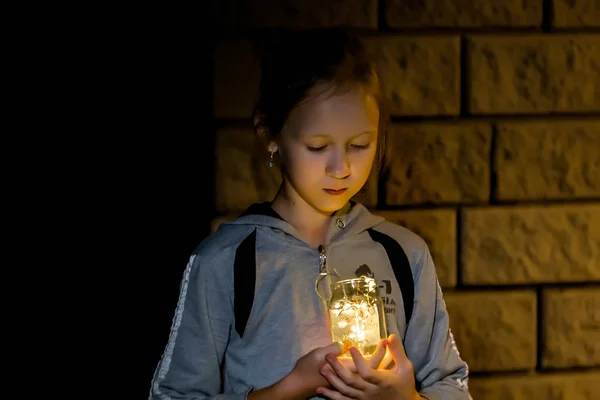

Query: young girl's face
left=276, top=86, right=379, bottom=214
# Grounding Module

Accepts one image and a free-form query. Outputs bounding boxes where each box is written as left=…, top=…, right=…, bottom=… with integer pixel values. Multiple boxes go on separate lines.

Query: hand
left=317, top=334, right=421, bottom=400
left=277, top=342, right=346, bottom=400
left=338, top=337, right=390, bottom=373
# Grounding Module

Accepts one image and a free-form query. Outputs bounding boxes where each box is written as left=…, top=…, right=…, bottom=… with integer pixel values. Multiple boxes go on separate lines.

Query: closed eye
left=307, top=143, right=371, bottom=152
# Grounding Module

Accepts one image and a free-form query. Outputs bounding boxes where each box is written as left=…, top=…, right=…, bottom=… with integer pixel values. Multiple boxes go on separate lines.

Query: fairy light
left=328, top=277, right=384, bottom=358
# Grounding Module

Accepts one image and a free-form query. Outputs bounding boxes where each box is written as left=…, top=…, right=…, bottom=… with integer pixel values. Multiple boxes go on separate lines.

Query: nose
left=326, top=147, right=351, bottom=179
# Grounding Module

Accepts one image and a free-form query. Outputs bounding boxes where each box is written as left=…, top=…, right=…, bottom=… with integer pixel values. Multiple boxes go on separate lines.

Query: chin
left=313, top=195, right=353, bottom=214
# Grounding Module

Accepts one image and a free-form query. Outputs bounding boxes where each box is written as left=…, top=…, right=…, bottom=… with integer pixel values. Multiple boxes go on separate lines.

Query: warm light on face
left=328, top=276, right=386, bottom=359
left=276, top=85, right=379, bottom=215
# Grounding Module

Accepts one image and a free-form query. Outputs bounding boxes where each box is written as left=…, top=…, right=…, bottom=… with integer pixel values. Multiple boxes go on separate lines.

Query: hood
left=223, top=201, right=385, bottom=246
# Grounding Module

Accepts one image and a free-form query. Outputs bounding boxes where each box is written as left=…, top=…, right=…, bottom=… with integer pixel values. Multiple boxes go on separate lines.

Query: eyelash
left=307, top=144, right=370, bottom=153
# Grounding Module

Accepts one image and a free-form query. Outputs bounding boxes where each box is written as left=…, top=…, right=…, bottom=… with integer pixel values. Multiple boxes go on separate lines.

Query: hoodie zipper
left=318, top=244, right=327, bottom=276
left=315, top=244, right=330, bottom=302
left=315, top=243, right=343, bottom=302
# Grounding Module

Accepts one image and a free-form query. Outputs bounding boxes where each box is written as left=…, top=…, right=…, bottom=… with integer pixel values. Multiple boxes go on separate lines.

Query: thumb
left=388, top=334, right=409, bottom=364
left=321, top=341, right=344, bottom=357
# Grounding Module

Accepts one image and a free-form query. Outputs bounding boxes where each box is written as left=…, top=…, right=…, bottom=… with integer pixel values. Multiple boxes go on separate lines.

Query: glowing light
left=327, top=276, right=386, bottom=359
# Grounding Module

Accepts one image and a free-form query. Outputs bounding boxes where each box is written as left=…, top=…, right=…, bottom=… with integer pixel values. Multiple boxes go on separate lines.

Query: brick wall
left=211, top=1, right=600, bottom=397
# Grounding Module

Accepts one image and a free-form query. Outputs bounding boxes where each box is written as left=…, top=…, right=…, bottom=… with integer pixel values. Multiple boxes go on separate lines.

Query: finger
left=325, top=353, right=370, bottom=391
left=316, top=386, right=355, bottom=400
left=327, top=341, right=344, bottom=356
left=320, top=363, right=363, bottom=399
left=349, top=346, right=381, bottom=385
left=378, top=345, right=394, bottom=370
left=339, top=357, right=358, bottom=373
left=367, top=339, right=388, bottom=369
left=388, top=334, right=409, bottom=364
left=322, top=342, right=346, bottom=363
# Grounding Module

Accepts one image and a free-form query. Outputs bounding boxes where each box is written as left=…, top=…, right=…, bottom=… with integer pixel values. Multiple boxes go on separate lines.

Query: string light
left=328, top=277, right=385, bottom=358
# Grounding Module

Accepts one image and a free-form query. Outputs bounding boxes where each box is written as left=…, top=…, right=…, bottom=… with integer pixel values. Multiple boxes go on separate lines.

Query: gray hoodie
left=149, top=201, right=470, bottom=400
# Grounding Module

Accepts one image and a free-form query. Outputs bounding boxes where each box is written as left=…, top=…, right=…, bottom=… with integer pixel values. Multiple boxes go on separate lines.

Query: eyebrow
left=308, top=131, right=376, bottom=139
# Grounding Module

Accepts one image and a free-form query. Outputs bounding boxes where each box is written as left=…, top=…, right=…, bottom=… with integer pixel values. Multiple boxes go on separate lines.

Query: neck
left=270, top=182, right=337, bottom=247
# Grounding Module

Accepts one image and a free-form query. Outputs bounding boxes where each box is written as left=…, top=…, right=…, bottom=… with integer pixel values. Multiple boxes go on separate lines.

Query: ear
left=254, top=113, right=279, bottom=154
left=253, top=113, right=270, bottom=141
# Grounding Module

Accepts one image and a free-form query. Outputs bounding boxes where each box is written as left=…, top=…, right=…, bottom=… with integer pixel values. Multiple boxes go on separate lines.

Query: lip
left=323, top=188, right=348, bottom=196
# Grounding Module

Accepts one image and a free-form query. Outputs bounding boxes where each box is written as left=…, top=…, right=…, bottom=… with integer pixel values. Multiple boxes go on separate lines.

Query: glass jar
left=327, top=276, right=387, bottom=359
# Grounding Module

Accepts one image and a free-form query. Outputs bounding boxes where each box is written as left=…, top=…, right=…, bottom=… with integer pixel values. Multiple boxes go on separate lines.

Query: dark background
left=100, top=7, right=218, bottom=394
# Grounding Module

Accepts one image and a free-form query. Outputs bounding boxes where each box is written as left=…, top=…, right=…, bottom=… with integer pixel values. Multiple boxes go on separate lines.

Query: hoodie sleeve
left=149, top=252, right=251, bottom=400
left=403, top=244, right=471, bottom=400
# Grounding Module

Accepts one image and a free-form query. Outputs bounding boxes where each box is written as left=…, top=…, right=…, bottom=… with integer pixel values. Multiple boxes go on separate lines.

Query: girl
left=149, top=28, right=470, bottom=400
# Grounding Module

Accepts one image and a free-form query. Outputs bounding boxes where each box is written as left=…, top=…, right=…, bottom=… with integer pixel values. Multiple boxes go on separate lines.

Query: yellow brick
left=363, top=36, right=460, bottom=116
left=542, top=287, right=600, bottom=368
left=495, top=119, right=600, bottom=200
left=444, top=290, right=537, bottom=372
left=386, top=0, right=542, bottom=27
left=468, top=35, right=600, bottom=113
left=469, top=371, right=600, bottom=400
left=385, top=122, right=491, bottom=205
left=554, top=0, right=600, bottom=27
left=461, top=204, right=600, bottom=284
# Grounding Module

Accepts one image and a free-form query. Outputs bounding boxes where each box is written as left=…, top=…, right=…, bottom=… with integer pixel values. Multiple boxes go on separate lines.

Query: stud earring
left=268, top=151, right=274, bottom=168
